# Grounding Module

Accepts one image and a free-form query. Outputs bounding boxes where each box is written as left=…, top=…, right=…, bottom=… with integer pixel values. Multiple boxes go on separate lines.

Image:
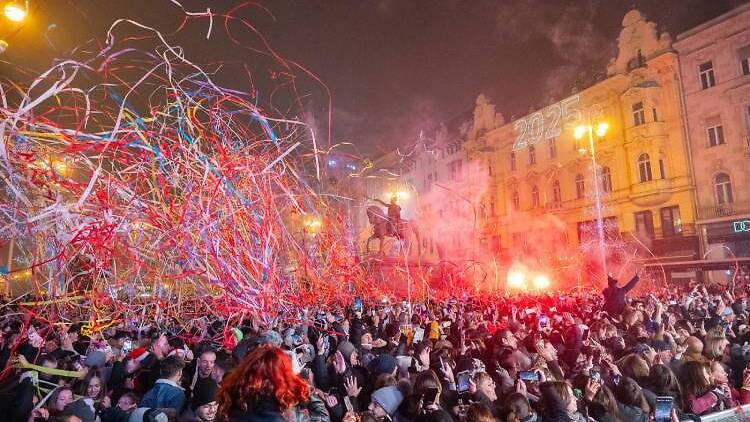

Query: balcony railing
left=546, top=201, right=562, bottom=210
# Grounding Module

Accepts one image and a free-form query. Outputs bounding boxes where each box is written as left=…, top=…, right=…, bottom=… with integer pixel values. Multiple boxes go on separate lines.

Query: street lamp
left=574, top=121, right=609, bottom=277
left=4, top=2, right=26, bottom=22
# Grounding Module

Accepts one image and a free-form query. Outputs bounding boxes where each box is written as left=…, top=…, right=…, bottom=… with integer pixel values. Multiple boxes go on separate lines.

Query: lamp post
left=574, top=121, right=609, bottom=278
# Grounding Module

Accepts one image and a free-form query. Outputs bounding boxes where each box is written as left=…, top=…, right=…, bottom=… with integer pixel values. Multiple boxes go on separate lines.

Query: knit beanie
left=62, top=399, right=95, bottom=422
left=191, top=380, right=218, bottom=410
left=367, top=353, right=397, bottom=376
left=129, top=408, right=169, bottom=422
left=84, top=350, right=107, bottom=368
left=337, top=340, right=356, bottom=364
left=371, top=385, right=404, bottom=416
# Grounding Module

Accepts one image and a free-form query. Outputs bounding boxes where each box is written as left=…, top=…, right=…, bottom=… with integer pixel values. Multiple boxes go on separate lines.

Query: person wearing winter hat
left=62, top=399, right=96, bottom=422
left=282, top=328, right=303, bottom=349
left=337, top=340, right=358, bottom=366
left=369, top=385, right=403, bottom=420
left=181, top=380, right=218, bottom=422
left=258, top=330, right=283, bottom=348
left=84, top=350, right=108, bottom=369
left=128, top=408, right=169, bottom=422
left=367, top=354, right=397, bottom=377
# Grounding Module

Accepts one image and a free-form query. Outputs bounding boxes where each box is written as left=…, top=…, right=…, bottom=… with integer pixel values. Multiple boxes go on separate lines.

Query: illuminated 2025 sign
left=512, top=95, right=604, bottom=151
left=733, top=220, right=750, bottom=233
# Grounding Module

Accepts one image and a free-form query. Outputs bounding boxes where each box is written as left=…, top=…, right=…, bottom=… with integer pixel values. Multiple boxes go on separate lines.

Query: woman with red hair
left=217, top=344, right=329, bottom=421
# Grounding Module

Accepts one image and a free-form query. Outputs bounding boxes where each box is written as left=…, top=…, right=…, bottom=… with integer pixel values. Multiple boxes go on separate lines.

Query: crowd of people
left=1, top=274, right=750, bottom=422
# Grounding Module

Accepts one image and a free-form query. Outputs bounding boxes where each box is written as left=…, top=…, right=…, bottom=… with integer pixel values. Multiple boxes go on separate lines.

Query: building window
left=652, top=107, right=658, bottom=122
left=638, top=153, right=652, bottom=182
left=632, top=102, right=645, bottom=126
left=575, top=174, right=585, bottom=199
left=490, top=195, right=496, bottom=216
left=707, top=124, right=725, bottom=146
left=528, top=145, right=536, bottom=165
left=634, top=210, right=655, bottom=239
left=699, top=61, right=716, bottom=89
left=488, top=162, right=493, bottom=176
left=510, top=152, right=516, bottom=171
left=548, top=138, right=557, bottom=158
left=511, top=190, right=520, bottom=211
left=714, top=172, right=733, bottom=205
left=660, top=206, right=682, bottom=237
left=552, top=179, right=561, bottom=204
left=449, top=159, right=463, bottom=180
left=658, top=158, right=666, bottom=179
left=531, top=185, right=540, bottom=208
left=601, top=166, right=612, bottom=193
left=740, top=45, right=750, bottom=76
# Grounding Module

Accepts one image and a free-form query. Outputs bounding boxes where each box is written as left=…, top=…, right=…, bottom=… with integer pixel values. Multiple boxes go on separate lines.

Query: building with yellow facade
left=461, top=10, right=700, bottom=284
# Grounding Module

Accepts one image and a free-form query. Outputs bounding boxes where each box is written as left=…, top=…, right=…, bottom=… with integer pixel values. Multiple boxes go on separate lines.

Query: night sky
left=2, top=0, right=748, bottom=156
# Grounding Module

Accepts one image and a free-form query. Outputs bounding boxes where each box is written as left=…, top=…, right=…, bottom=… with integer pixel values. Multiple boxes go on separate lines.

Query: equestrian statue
left=366, top=194, right=420, bottom=257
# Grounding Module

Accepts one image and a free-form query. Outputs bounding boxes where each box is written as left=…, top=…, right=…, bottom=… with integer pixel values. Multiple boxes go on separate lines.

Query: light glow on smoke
left=507, top=270, right=527, bottom=290
left=533, top=274, right=550, bottom=290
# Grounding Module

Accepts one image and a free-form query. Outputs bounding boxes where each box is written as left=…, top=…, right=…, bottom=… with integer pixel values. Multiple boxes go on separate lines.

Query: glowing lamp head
left=595, top=122, right=609, bottom=137
left=387, top=191, right=408, bottom=202
left=532, top=274, right=550, bottom=290
left=507, top=270, right=526, bottom=290
left=573, top=126, right=587, bottom=140
left=4, top=3, right=26, bottom=22
left=305, top=218, right=322, bottom=233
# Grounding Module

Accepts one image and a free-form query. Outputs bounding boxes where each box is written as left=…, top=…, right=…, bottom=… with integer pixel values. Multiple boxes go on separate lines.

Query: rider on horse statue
left=373, top=194, right=402, bottom=237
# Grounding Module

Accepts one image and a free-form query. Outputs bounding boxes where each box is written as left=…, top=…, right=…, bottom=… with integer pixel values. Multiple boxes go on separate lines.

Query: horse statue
left=366, top=205, right=420, bottom=257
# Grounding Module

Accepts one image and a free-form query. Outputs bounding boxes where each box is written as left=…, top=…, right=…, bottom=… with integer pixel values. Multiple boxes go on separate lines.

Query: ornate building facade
left=674, top=4, right=750, bottom=280
left=464, top=10, right=700, bottom=283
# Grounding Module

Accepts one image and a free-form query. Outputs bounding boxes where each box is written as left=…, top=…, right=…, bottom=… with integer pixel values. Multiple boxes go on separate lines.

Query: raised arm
left=622, top=274, right=640, bottom=293
left=372, top=198, right=387, bottom=207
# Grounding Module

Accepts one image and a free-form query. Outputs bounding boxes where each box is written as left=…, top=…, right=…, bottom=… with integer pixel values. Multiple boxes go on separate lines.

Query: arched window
left=638, top=153, right=652, bottom=182
left=575, top=174, right=585, bottom=199
left=510, top=152, right=516, bottom=171
left=531, top=185, right=540, bottom=208
left=512, top=190, right=520, bottom=211
left=714, top=173, right=733, bottom=205
left=528, top=145, right=536, bottom=165
left=601, top=166, right=612, bottom=193
left=552, top=180, right=561, bottom=204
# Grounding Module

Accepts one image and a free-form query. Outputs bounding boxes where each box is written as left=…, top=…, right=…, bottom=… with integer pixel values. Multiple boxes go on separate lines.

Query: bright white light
left=305, top=218, right=322, bottom=233
left=4, top=3, right=26, bottom=22
left=595, top=122, right=609, bottom=137
left=532, top=274, right=550, bottom=290
left=386, top=191, right=409, bottom=200
left=573, top=126, right=587, bottom=140
left=507, top=270, right=526, bottom=289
